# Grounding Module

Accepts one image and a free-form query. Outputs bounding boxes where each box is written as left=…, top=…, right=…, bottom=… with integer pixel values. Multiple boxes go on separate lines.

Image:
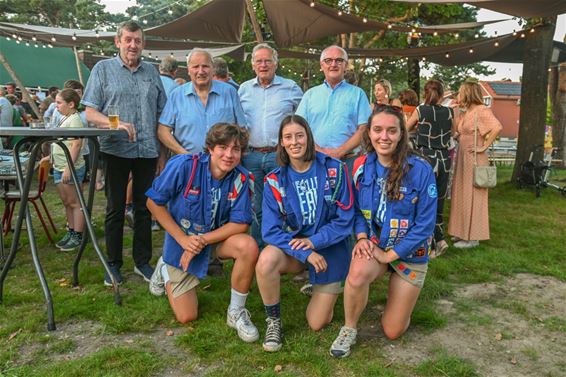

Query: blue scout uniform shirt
left=146, top=153, right=253, bottom=278
left=352, top=153, right=437, bottom=263
left=295, top=80, right=371, bottom=149
left=262, top=152, right=354, bottom=285
left=287, top=163, right=318, bottom=236
left=81, top=56, right=166, bottom=159
left=158, top=80, right=247, bottom=154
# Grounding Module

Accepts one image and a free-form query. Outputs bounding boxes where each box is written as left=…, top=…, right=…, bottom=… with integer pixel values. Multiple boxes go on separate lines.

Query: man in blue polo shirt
left=157, top=49, right=246, bottom=155
left=295, top=45, right=371, bottom=172
left=238, top=43, right=303, bottom=247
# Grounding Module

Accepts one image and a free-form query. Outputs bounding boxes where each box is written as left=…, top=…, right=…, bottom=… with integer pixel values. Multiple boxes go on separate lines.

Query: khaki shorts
left=166, top=265, right=200, bottom=298
left=389, top=260, right=428, bottom=289
left=313, top=280, right=344, bottom=295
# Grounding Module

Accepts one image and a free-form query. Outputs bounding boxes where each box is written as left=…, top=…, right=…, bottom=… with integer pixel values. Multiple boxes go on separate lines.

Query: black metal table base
left=0, top=129, right=123, bottom=331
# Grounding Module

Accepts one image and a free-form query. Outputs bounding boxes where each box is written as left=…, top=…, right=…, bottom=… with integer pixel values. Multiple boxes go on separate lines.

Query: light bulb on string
left=48, top=43, right=53, bottom=48
left=474, top=33, right=479, bottom=39
left=132, top=15, right=138, bottom=21
left=433, top=31, right=438, bottom=36
left=25, top=42, right=29, bottom=46
left=363, top=17, right=367, bottom=23
left=494, top=41, right=499, bottom=47
left=16, top=40, right=20, bottom=44
left=168, top=9, right=173, bottom=15
left=17, top=36, right=22, bottom=41
left=11, top=33, right=16, bottom=39
left=34, top=43, right=38, bottom=48
left=512, top=30, right=517, bottom=36
left=95, top=30, right=100, bottom=38
left=530, top=28, right=535, bottom=33
left=32, top=35, right=37, bottom=41
left=469, top=48, right=474, bottom=54
left=454, top=33, right=459, bottom=39
left=445, top=53, right=450, bottom=58
left=142, top=19, right=148, bottom=25
left=387, top=24, right=392, bottom=29
left=72, top=33, right=77, bottom=41
left=310, top=1, right=315, bottom=7
left=51, top=35, right=56, bottom=42
left=6, top=37, right=10, bottom=41
left=337, top=10, right=342, bottom=16
left=42, top=44, right=46, bottom=48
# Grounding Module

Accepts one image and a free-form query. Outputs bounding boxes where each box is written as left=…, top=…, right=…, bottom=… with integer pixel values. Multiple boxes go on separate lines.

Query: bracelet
left=356, top=237, right=368, bottom=242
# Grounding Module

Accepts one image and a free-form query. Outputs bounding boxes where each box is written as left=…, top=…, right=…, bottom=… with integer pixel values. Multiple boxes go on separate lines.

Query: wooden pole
left=73, top=46, right=84, bottom=85
left=245, top=0, right=264, bottom=43
left=0, top=49, right=42, bottom=120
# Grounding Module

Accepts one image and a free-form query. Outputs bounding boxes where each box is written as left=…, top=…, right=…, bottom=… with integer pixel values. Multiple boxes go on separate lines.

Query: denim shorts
left=53, top=165, right=86, bottom=185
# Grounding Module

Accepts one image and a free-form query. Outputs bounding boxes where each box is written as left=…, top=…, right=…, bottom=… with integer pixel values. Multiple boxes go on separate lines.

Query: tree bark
left=553, top=63, right=566, bottom=166
left=512, top=18, right=557, bottom=182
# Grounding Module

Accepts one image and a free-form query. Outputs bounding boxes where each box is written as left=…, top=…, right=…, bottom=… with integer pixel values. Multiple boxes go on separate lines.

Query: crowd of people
left=1, top=20, right=503, bottom=357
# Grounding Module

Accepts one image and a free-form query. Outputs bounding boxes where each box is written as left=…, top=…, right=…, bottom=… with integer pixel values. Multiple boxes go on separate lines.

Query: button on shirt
left=238, top=75, right=302, bottom=148
left=159, top=80, right=246, bottom=154
left=296, top=80, right=371, bottom=149
left=81, top=56, right=166, bottom=159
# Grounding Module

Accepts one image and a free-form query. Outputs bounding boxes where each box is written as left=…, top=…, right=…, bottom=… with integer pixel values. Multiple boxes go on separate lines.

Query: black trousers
left=101, top=152, right=157, bottom=268
left=418, top=148, right=450, bottom=244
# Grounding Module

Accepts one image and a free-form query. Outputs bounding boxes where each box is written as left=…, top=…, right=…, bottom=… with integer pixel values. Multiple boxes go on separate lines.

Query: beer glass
left=108, top=105, right=119, bottom=129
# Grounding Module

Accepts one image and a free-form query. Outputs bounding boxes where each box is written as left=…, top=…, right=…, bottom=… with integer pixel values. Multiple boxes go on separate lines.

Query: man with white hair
left=296, top=45, right=371, bottom=171
left=238, top=43, right=303, bottom=247
left=159, top=56, right=179, bottom=96
left=158, top=49, right=246, bottom=155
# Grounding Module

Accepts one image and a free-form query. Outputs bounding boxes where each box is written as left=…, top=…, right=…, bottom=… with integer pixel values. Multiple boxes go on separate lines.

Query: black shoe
left=104, top=265, right=123, bottom=286
left=134, top=263, right=154, bottom=282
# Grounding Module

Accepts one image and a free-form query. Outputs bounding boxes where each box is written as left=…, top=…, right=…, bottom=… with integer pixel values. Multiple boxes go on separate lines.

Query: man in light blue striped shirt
left=238, top=44, right=303, bottom=246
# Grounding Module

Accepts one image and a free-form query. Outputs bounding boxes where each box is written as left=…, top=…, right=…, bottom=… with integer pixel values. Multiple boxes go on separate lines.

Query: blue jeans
left=242, top=150, right=278, bottom=249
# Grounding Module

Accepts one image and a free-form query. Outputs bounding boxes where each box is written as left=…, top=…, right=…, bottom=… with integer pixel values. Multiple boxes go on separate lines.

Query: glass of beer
left=108, top=105, right=119, bottom=129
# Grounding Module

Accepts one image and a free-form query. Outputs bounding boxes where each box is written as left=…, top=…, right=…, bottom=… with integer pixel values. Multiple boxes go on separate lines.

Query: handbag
left=473, top=112, right=497, bottom=188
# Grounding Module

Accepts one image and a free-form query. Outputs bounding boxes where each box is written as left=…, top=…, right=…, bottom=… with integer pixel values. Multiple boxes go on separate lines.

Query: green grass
left=0, top=165, right=565, bottom=376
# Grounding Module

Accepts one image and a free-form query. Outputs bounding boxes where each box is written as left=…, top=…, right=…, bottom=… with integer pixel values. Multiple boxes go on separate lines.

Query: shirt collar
left=323, top=79, right=346, bottom=90
left=114, top=55, right=143, bottom=72
left=185, top=80, right=219, bottom=96
left=252, top=74, right=282, bottom=88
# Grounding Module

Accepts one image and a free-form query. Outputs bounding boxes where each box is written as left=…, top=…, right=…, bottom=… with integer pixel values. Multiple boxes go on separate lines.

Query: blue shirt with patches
left=158, top=80, right=247, bottom=153
left=288, top=163, right=318, bottom=236
left=262, top=152, right=354, bottom=285
left=352, top=153, right=437, bottom=263
left=146, top=153, right=253, bottom=278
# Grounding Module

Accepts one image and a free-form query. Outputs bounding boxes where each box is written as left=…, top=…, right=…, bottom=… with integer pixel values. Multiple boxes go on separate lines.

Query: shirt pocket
left=395, top=188, right=418, bottom=218
left=283, top=209, right=300, bottom=233
left=183, top=193, right=203, bottom=231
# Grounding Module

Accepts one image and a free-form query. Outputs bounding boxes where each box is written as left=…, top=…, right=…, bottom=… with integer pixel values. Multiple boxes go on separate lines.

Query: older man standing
left=238, top=44, right=302, bottom=247
left=158, top=49, right=246, bottom=155
left=82, top=20, right=167, bottom=285
left=296, top=45, right=371, bottom=171
left=159, top=56, right=179, bottom=96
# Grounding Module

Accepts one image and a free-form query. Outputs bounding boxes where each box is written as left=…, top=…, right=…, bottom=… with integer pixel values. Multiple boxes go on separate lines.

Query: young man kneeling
left=146, top=123, right=259, bottom=342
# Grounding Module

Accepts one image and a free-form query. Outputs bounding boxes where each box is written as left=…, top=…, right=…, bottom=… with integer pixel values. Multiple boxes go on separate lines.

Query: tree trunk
left=511, top=18, right=557, bottom=182
left=554, top=63, right=566, bottom=166
left=408, top=58, right=420, bottom=99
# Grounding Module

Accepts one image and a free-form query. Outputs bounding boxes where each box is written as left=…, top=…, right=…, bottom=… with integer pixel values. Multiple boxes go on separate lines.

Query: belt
left=250, top=146, right=277, bottom=153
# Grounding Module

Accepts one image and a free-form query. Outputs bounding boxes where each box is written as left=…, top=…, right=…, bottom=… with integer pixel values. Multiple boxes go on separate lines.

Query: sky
left=100, top=0, right=565, bottom=81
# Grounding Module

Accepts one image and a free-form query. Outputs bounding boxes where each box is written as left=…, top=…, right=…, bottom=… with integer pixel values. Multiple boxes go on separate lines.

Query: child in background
left=42, top=88, right=86, bottom=251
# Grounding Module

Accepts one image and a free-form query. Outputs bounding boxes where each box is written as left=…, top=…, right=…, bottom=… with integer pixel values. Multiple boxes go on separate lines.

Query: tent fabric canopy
left=0, top=22, right=115, bottom=47
left=263, top=0, right=507, bottom=48
left=390, top=0, right=566, bottom=18
left=143, top=44, right=246, bottom=61
left=0, top=38, right=90, bottom=88
left=278, top=29, right=566, bottom=66
left=145, top=0, right=246, bottom=43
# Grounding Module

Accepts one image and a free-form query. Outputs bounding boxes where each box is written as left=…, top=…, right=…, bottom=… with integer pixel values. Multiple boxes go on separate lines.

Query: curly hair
left=204, top=123, right=249, bottom=153
left=362, top=107, right=411, bottom=201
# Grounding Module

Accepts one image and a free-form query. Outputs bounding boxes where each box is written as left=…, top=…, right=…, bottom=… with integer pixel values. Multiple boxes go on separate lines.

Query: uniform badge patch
left=400, top=219, right=409, bottom=228
left=327, top=168, right=337, bottom=177
left=362, top=209, right=371, bottom=219
left=428, top=183, right=438, bottom=198
left=180, top=218, right=191, bottom=229
left=390, top=219, right=399, bottom=228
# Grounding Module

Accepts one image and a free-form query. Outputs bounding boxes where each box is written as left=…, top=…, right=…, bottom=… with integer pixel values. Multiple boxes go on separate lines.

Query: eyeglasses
left=253, top=59, right=274, bottom=65
left=322, top=57, right=346, bottom=65
left=373, top=103, right=402, bottom=114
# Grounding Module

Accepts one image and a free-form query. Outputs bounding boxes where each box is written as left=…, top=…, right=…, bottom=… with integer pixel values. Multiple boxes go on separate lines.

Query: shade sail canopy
left=278, top=29, right=566, bottom=66
left=145, top=0, right=246, bottom=43
left=0, top=22, right=115, bottom=47
left=0, top=38, right=90, bottom=88
left=263, top=0, right=507, bottom=47
left=390, top=0, right=566, bottom=18
left=143, top=44, right=246, bottom=61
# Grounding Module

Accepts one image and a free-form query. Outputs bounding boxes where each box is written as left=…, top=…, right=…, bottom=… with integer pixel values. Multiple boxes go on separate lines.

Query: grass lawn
left=0, top=165, right=565, bottom=377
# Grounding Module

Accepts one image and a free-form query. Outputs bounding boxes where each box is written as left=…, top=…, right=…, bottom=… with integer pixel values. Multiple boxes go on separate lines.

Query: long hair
left=458, top=81, right=484, bottom=108
left=362, top=107, right=411, bottom=201
left=276, top=115, right=316, bottom=166
left=57, top=88, right=80, bottom=110
left=423, top=80, right=444, bottom=105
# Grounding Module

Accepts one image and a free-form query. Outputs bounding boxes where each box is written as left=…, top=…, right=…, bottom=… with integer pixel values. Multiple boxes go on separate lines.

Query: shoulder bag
left=473, top=112, right=497, bottom=188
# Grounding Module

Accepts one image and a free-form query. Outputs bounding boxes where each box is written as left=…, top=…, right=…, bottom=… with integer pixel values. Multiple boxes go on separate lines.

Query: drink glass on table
left=108, top=106, right=119, bottom=129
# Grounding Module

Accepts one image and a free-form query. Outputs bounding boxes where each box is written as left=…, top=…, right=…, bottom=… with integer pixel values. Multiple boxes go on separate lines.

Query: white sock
left=228, top=288, right=248, bottom=312
left=161, top=263, right=170, bottom=284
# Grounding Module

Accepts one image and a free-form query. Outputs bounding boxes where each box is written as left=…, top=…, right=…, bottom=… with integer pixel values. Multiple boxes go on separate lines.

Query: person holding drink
left=82, top=20, right=167, bottom=286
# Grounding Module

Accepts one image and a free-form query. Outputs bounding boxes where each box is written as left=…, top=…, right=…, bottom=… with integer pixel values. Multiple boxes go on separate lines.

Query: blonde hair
left=458, top=81, right=484, bottom=108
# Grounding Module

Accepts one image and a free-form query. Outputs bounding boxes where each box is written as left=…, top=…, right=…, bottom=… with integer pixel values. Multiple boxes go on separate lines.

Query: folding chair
left=2, top=160, right=58, bottom=243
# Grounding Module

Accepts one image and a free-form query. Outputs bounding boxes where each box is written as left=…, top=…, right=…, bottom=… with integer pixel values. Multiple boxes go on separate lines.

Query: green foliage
left=431, top=64, right=497, bottom=92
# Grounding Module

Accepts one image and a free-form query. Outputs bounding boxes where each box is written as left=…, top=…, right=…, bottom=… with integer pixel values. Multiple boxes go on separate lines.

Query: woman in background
left=448, top=81, right=502, bottom=249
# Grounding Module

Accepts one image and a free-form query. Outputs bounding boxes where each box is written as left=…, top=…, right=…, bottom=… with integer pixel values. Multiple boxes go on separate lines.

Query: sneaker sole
left=329, top=349, right=351, bottom=358
left=59, top=244, right=80, bottom=252
left=263, top=342, right=282, bottom=352
left=103, top=279, right=122, bottom=287
left=149, top=285, right=165, bottom=296
left=226, top=318, right=259, bottom=343
left=133, top=267, right=152, bottom=282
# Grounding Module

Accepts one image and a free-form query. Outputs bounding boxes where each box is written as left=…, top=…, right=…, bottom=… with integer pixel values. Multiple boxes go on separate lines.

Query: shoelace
left=265, top=317, right=281, bottom=342
left=236, top=308, right=253, bottom=327
left=336, top=329, right=355, bottom=346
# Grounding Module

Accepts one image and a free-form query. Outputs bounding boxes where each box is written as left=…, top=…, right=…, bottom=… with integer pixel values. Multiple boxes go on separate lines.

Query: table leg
left=57, top=140, right=121, bottom=306
left=0, top=139, right=56, bottom=330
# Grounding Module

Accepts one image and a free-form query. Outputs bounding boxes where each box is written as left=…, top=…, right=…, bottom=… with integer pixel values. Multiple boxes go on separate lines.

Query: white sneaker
left=227, top=308, right=259, bottom=343
left=329, top=326, right=357, bottom=358
left=453, top=240, right=479, bottom=249
left=149, top=256, right=165, bottom=296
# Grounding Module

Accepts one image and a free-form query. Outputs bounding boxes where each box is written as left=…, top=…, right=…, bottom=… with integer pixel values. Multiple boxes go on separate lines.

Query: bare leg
left=343, top=256, right=387, bottom=329
left=306, top=292, right=339, bottom=331
left=166, top=282, right=198, bottom=324
left=381, top=273, right=422, bottom=340
left=215, top=233, right=259, bottom=293
left=255, top=245, right=304, bottom=305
